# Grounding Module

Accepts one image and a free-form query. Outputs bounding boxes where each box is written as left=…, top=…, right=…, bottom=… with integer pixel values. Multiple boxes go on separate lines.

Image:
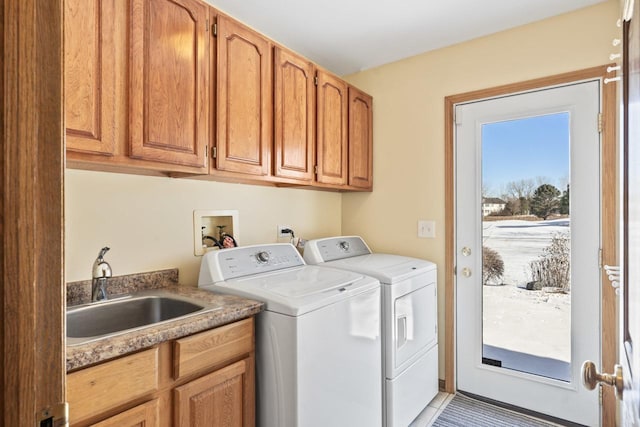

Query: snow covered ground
left=482, top=219, right=571, bottom=363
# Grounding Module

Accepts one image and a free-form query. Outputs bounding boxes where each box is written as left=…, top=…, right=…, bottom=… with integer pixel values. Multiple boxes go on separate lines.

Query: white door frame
left=443, top=66, right=618, bottom=426
left=455, top=81, right=601, bottom=425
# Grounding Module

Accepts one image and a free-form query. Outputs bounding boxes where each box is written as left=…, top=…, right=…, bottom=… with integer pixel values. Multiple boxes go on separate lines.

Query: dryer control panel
left=304, top=236, right=371, bottom=263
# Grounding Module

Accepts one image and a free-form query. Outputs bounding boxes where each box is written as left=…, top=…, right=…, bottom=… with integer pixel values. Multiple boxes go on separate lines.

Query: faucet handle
left=93, top=247, right=112, bottom=279
left=97, top=246, right=110, bottom=261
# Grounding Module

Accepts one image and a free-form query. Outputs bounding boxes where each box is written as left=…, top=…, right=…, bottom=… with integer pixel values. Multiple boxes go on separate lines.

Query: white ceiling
left=205, top=0, right=608, bottom=76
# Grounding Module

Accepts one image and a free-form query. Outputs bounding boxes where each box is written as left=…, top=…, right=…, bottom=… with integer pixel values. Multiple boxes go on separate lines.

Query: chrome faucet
left=91, top=247, right=112, bottom=301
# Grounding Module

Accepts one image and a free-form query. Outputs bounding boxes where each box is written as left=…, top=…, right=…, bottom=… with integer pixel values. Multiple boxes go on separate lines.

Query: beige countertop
left=66, top=273, right=264, bottom=372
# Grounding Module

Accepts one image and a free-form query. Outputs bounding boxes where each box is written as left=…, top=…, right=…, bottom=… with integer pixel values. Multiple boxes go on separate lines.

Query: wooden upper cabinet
left=64, top=0, right=116, bottom=156
left=348, top=87, right=373, bottom=190
left=129, top=0, right=208, bottom=169
left=215, top=15, right=272, bottom=176
left=273, top=47, right=315, bottom=182
left=316, top=70, right=348, bottom=186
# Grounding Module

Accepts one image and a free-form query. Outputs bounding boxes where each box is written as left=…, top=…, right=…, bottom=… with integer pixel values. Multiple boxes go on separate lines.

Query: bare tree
left=505, top=179, right=535, bottom=214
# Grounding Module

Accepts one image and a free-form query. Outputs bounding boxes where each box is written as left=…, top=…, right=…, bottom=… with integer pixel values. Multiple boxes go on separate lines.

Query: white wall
left=65, top=170, right=342, bottom=285
left=342, top=0, right=620, bottom=378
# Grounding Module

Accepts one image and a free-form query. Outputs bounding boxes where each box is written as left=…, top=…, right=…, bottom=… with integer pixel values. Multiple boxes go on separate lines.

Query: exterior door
left=618, top=1, right=640, bottom=424
left=455, top=81, right=601, bottom=425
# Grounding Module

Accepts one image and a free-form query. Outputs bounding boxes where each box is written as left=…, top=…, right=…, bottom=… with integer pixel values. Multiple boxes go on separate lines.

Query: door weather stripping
left=598, top=113, right=603, bottom=133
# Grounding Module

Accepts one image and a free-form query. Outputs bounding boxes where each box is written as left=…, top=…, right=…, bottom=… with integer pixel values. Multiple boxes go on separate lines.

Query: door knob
left=582, top=361, right=623, bottom=399
left=461, top=267, right=472, bottom=278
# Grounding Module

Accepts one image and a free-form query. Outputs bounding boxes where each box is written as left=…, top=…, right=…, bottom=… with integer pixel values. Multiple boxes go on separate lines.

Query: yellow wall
left=342, top=0, right=620, bottom=378
left=65, top=170, right=342, bottom=285
left=65, top=1, right=620, bottom=379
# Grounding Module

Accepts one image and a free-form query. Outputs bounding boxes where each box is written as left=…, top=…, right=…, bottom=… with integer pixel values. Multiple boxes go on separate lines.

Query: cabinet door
left=215, top=15, right=271, bottom=176
left=348, top=87, right=373, bottom=189
left=91, top=399, right=159, bottom=427
left=273, top=47, right=315, bottom=182
left=129, top=0, right=208, bottom=169
left=316, top=70, right=348, bottom=185
left=174, top=358, right=254, bottom=427
left=64, top=0, right=115, bottom=156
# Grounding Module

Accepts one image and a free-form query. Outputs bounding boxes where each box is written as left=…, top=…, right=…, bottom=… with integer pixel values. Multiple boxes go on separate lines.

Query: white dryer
left=304, top=236, right=438, bottom=427
left=198, top=243, right=382, bottom=427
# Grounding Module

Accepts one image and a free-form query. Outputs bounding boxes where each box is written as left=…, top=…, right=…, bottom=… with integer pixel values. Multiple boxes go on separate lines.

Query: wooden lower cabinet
left=67, top=318, right=255, bottom=427
left=174, top=358, right=254, bottom=427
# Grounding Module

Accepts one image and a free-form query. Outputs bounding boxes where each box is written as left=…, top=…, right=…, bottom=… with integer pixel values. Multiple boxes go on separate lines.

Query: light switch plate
left=418, top=220, right=436, bottom=238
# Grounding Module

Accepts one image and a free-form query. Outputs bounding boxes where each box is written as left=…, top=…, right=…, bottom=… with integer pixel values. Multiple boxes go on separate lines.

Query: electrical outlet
left=277, top=225, right=292, bottom=238
left=418, top=220, right=436, bottom=238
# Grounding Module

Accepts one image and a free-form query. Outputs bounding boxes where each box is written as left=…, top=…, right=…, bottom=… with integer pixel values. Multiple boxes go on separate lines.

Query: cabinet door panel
left=316, top=71, right=348, bottom=185
left=216, top=15, right=271, bottom=176
left=274, top=47, right=314, bottom=181
left=130, top=0, right=208, bottom=168
left=64, top=0, right=115, bottom=155
left=174, top=359, right=251, bottom=427
left=348, top=87, right=373, bottom=189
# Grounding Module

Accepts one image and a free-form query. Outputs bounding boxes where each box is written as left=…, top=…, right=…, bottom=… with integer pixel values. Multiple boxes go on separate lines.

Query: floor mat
left=432, top=393, right=558, bottom=426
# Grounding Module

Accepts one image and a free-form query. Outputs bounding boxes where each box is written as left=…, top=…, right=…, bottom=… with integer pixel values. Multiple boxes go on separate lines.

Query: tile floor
left=409, top=391, right=455, bottom=427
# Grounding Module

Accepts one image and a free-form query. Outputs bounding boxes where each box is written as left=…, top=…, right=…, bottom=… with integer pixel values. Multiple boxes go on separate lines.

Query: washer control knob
left=256, top=251, right=270, bottom=263
left=339, top=241, right=350, bottom=252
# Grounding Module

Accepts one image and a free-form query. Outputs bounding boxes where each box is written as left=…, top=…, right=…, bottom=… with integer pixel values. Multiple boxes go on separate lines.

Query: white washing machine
left=304, top=236, right=438, bottom=427
left=198, top=243, right=382, bottom=427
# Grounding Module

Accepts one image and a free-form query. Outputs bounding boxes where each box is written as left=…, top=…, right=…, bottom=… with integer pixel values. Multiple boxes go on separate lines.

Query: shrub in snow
left=483, top=246, right=504, bottom=285
left=529, top=233, right=570, bottom=292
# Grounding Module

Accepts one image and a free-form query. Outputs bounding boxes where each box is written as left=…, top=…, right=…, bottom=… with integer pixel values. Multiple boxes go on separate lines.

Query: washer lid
left=201, top=265, right=379, bottom=316
left=326, top=253, right=436, bottom=284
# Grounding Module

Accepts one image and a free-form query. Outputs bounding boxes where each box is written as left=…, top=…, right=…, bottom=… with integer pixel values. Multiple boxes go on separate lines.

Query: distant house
left=483, top=197, right=506, bottom=216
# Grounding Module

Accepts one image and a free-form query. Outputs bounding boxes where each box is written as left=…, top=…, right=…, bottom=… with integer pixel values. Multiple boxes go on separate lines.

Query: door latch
left=38, top=402, right=68, bottom=427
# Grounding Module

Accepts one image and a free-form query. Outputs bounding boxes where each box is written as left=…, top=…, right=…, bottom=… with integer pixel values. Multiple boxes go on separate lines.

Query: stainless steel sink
left=67, top=291, right=219, bottom=345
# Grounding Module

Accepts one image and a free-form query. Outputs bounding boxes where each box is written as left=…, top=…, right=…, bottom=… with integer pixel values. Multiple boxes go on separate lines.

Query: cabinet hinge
left=314, top=76, right=318, bottom=86
left=212, top=23, right=217, bottom=37
left=454, top=107, right=462, bottom=125
left=206, top=18, right=209, bottom=32
left=598, top=113, right=603, bottom=133
left=205, top=145, right=208, bottom=166
left=314, top=165, right=318, bottom=174
left=212, top=146, right=217, bottom=159
left=598, top=248, right=603, bottom=269
left=599, top=385, right=603, bottom=406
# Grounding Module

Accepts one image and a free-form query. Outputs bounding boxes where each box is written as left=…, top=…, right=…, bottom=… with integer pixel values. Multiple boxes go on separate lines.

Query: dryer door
left=391, top=277, right=437, bottom=376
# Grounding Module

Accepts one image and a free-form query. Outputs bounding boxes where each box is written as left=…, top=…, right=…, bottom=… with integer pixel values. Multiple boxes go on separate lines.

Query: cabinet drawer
left=91, top=399, right=159, bottom=427
left=173, top=318, right=253, bottom=380
left=68, top=347, right=159, bottom=424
